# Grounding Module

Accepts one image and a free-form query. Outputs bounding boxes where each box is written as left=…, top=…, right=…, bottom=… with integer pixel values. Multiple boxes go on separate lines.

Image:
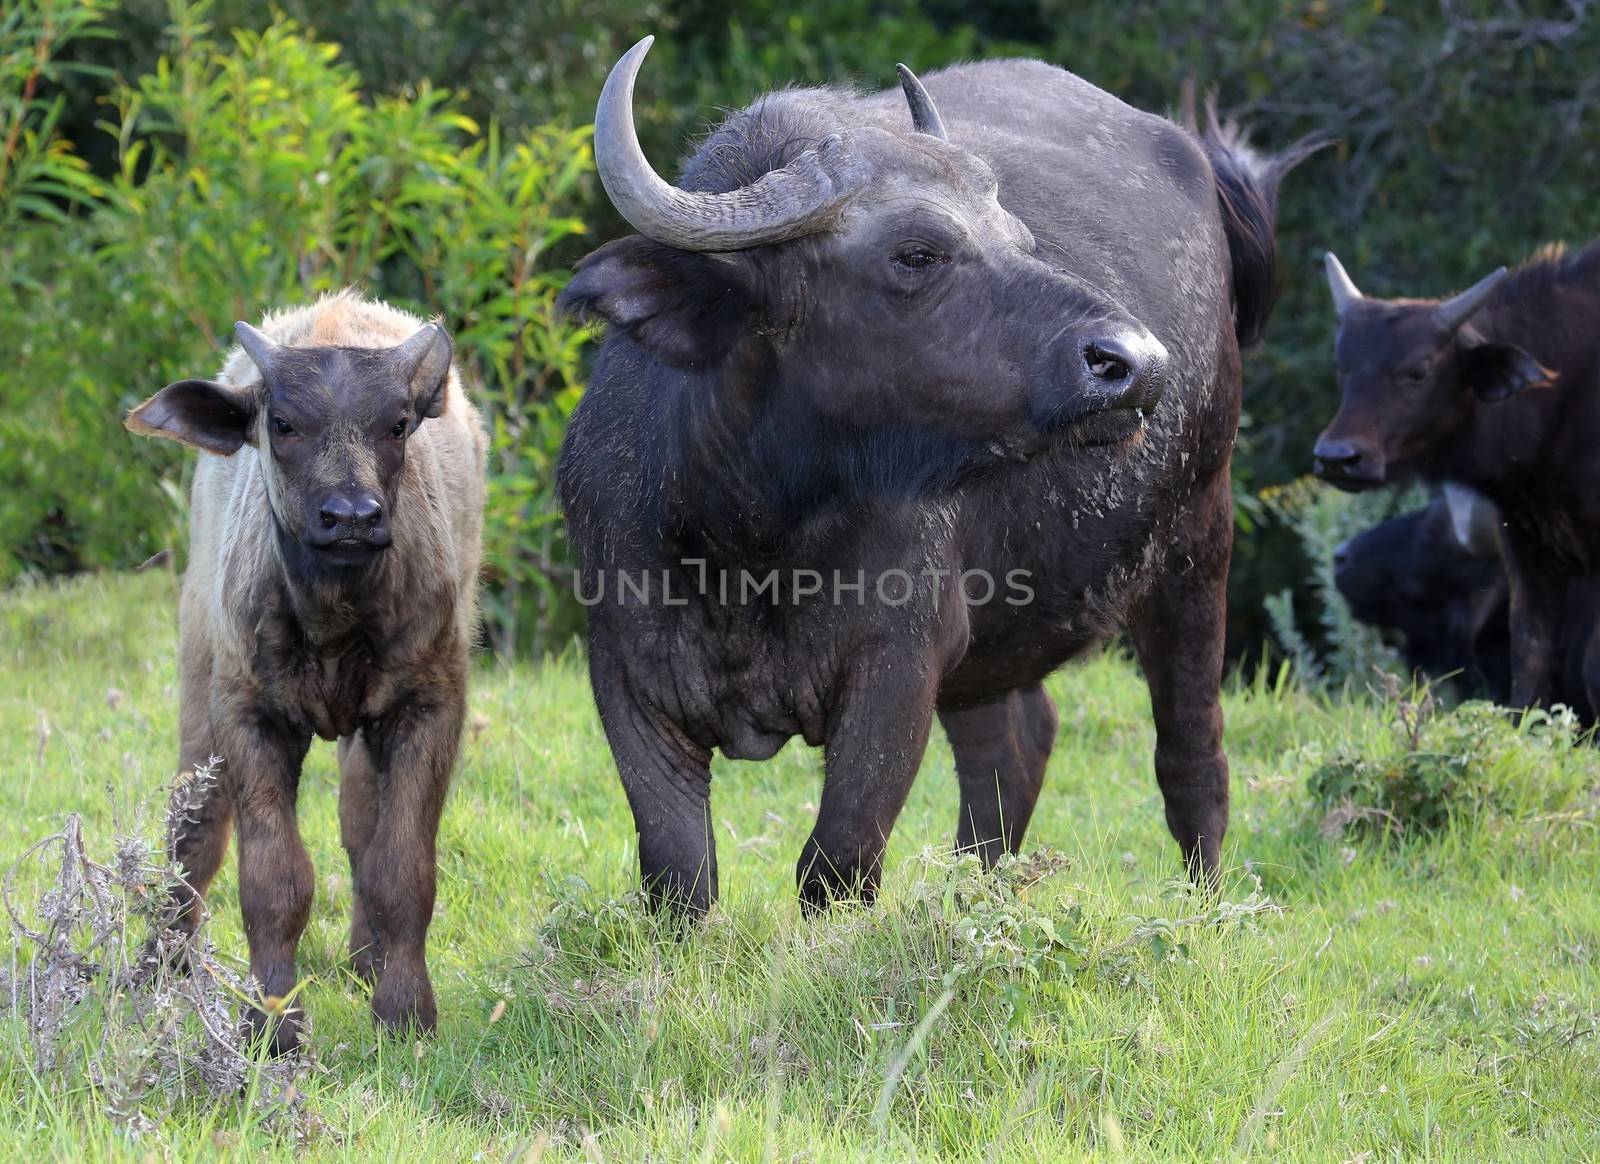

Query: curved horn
left=1434, top=266, right=1508, bottom=334
left=895, top=64, right=947, bottom=141
left=594, top=35, right=859, bottom=251
left=1324, top=252, right=1362, bottom=317
left=234, top=321, right=282, bottom=376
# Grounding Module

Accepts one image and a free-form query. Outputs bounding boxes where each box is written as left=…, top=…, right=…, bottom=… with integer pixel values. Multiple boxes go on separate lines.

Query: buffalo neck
left=654, top=348, right=986, bottom=564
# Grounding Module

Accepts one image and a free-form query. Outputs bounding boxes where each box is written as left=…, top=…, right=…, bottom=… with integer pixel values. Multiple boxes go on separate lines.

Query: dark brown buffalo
left=1313, top=241, right=1600, bottom=710
left=557, top=37, right=1314, bottom=914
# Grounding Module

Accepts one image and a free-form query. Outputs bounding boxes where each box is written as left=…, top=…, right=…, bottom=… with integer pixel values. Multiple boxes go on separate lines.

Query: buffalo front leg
left=939, top=684, right=1059, bottom=867
left=220, top=707, right=314, bottom=1054
left=337, top=731, right=380, bottom=983
left=798, top=653, right=938, bottom=913
left=359, top=686, right=465, bottom=1036
left=1129, top=478, right=1232, bottom=891
left=591, top=656, right=717, bottom=915
left=1499, top=532, right=1568, bottom=710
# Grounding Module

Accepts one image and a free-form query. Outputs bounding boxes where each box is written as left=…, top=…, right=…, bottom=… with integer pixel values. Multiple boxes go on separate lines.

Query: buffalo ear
left=1458, top=329, right=1556, bottom=402
left=125, top=379, right=258, bottom=455
left=557, top=237, right=756, bottom=369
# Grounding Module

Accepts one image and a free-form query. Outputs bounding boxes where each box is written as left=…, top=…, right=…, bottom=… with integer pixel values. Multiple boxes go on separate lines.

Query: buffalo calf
left=127, top=290, right=486, bottom=1051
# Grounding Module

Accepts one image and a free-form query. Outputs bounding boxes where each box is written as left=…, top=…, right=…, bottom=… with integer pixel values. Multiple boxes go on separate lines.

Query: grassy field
left=2, top=571, right=1597, bottom=1161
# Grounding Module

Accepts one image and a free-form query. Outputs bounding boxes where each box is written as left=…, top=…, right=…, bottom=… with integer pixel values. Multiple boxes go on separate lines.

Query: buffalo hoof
left=371, top=975, right=437, bottom=1038
left=245, top=997, right=304, bottom=1057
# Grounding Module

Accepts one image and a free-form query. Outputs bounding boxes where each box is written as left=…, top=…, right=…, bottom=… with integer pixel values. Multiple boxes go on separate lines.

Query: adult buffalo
left=558, top=37, right=1314, bottom=913
left=1313, top=242, right=1600, bottom=710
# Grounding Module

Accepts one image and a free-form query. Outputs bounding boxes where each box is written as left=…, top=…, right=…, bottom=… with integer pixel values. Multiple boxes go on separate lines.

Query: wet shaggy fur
left=127, top=290, right=486, bottom=1051
left=560, top=58, right=1311, bottom=915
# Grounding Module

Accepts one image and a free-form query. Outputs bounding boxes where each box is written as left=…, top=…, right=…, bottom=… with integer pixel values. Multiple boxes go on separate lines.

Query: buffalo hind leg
left=155, top=635, right=231, bottom=948
left=799, top=653, right=937, bottom=912
left=359, top=685, right=464, bottom=1036
left=940, top=684, right=1058, bottom=867
left=1129, top=477, right=1232, bottom=891
left=337, top=732, right=381, bottom=983
left=223, top=708, right=314, bottom=1054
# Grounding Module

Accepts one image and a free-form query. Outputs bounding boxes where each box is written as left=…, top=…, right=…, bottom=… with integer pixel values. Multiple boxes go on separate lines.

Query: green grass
left=2, top=571, right=1598, bottom=1161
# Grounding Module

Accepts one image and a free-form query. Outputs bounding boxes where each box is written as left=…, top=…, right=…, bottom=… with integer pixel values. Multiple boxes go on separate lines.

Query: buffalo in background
left=1334, top=488, right=1599, bottom=724
left=1314, top=241, right=1600, bottom=716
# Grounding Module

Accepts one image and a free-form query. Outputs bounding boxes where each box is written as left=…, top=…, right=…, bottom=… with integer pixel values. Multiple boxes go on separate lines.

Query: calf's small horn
left=895, top=64, right=948, bottom=141
left=593, top=35, right=859, bottom=252
left=234, top=321, right=282, bottom=376
left=1434, top=266, right=1509, bottom=334
left=1324, top=252, right=1362, bottom=317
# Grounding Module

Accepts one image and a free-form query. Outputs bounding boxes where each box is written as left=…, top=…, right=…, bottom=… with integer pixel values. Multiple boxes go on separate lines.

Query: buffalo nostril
left=350, top=497, right=383, bottom=527
left=1084, top=341, right=1134, bottom=383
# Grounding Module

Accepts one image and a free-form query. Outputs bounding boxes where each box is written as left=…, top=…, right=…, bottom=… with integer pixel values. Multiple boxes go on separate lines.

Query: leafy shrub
left=0, top=0, right=106, bottom=238
left=1309, top=671, right=1587, bottom=840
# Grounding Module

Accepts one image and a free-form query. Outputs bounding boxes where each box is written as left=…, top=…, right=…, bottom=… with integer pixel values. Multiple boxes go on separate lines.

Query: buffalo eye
left=892, top=246, right=949, bottom=273
left=390, top=417, right=408, bottom=439
left=1402, top=362, right=1431, bottom=384
left=271, top=416, right=295, bottom=437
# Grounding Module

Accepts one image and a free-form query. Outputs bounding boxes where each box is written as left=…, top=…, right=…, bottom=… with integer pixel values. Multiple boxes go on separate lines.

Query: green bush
left=2, top=1, right=592, bottom=652
left=1309, top=673, right=1588, bottom=840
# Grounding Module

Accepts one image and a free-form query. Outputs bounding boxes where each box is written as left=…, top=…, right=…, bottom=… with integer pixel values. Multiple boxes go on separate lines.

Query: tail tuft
left=1181, top=86, right=1328, bottom=349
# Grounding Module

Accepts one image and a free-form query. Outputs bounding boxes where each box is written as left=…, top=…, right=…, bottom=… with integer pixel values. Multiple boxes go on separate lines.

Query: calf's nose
left=319, top=492, right=384, bottom=530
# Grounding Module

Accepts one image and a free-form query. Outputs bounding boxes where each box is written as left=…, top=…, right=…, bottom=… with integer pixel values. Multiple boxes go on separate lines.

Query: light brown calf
left=127, top=289, right=486, bottom=1051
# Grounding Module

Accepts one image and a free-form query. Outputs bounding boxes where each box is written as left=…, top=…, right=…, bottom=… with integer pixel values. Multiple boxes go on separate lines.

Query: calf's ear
left=1459, top=329, right=1556, bottom=402
left=558, top=237, right=756, bottom=369
left=125, top=379, right=257, bottom=455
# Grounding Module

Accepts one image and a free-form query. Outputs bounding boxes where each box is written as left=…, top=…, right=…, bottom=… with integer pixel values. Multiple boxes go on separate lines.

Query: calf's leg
left=939, top=683, right=1058, bottom=867
left=358, top=684, right=464, bottom=1035
left=337, top=732, right=380, bottom=982
left=1128, top=475, right=1232, bottom=891
left=798, top=651, right=937, bottom=912
left=220, top=706, right=314, bottom=1054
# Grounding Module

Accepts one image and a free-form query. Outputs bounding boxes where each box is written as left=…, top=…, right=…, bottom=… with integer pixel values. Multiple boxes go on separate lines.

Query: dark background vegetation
left=4, top=0, right=1598, bottom=660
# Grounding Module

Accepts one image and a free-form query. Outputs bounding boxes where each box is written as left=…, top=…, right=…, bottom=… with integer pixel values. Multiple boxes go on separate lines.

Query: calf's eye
left=391, top=418, right=408, bottom=439
left=272, top=416, right=294, bottom=437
